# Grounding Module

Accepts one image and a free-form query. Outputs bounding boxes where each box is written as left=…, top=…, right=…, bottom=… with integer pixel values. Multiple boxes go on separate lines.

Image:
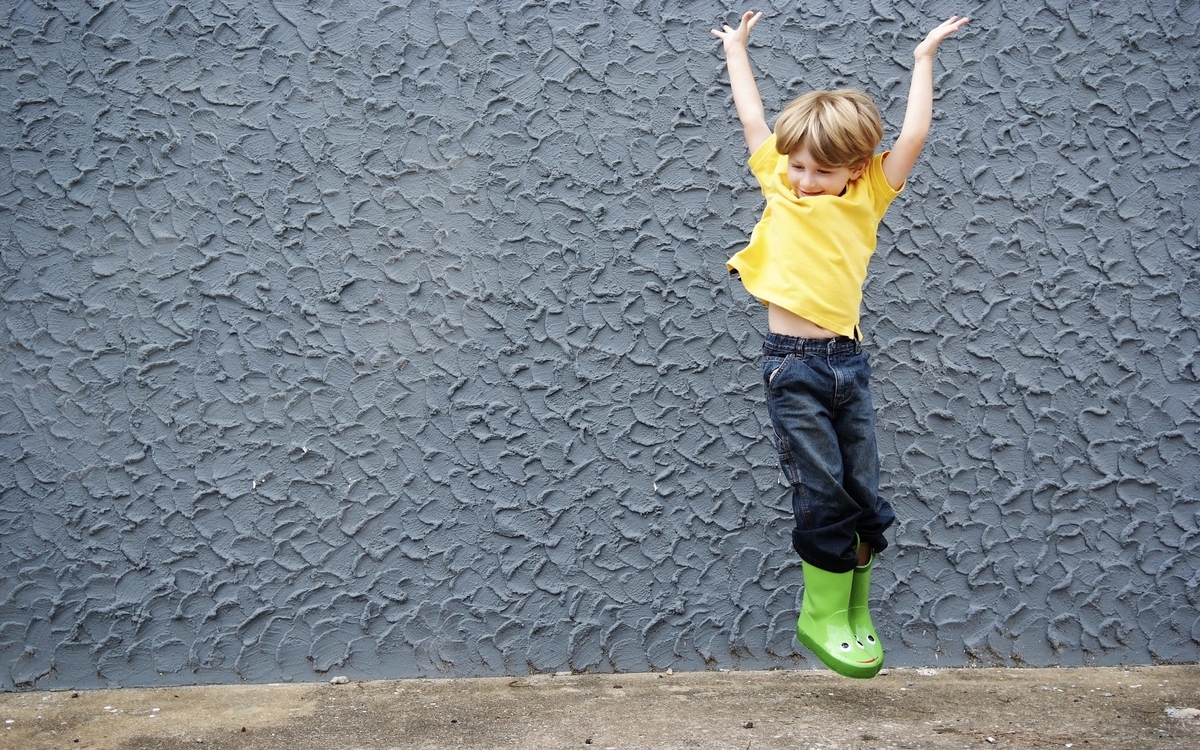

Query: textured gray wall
left=1, top=0, right=1197, bottom=690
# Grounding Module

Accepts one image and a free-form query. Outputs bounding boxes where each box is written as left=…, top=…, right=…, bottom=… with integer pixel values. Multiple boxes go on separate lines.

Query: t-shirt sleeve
left=749, top=134, right=780, bottom=192
left=869, top=152, right=902, bottom=215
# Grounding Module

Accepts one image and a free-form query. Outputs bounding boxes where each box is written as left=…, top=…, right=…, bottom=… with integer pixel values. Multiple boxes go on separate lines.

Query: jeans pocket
left=762, top=353, right=797, bottom=391
left=762, top=355, right=802, bottom=487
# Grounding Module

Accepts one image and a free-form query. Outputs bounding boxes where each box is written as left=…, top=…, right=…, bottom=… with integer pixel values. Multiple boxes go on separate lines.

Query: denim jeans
left=762, top=332, right=895, bottom=573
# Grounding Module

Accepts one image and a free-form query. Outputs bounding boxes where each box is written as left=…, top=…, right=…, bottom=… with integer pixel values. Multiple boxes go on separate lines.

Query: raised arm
left=711, top=11, right=772, bottom=154
left=883, top=15, right=970, bottom=191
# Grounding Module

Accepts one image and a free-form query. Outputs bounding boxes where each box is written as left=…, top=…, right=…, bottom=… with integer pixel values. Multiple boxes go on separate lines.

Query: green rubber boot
left=796, top=562, right=882, bottom=679
left=848, top=555, right=885, bottom=666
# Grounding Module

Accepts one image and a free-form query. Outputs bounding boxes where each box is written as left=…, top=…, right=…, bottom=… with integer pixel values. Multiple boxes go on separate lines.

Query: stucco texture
left=1, top=0, right=1198, bottom=690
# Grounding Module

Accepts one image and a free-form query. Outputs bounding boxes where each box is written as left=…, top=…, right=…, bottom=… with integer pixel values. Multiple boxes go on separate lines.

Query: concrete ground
left=2, top=665, right=1198, bottom=750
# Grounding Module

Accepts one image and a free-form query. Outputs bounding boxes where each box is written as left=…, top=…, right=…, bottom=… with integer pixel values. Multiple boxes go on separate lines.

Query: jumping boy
left=711, top=12, right=969, bottom=678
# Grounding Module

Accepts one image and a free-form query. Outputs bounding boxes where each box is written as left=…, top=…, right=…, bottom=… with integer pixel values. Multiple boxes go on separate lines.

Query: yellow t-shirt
left=726, top=134, right=901, bottom=338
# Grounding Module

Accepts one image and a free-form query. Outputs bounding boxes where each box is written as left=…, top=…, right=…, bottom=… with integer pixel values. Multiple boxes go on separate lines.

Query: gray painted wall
left=1, top=0, right=1197, bottom=690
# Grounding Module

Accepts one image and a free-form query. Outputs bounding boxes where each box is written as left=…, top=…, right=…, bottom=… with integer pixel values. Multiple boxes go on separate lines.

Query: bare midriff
left=767, top=303, right=840, bottom=339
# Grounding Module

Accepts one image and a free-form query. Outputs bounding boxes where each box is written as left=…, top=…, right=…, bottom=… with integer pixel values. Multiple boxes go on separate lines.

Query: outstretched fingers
left=711, top=10, right=762, bottom=46
left=914, top=15, right=969, bottom=59
left=930, top=15, right=970, bottom=40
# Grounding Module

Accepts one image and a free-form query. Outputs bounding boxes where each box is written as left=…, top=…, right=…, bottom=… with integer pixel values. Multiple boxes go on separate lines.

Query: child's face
left=786, top=147, right=867, bottom=199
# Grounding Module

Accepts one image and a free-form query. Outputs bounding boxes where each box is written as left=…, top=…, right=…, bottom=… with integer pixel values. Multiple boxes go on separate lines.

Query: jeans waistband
left=762, top=331, right=862, bottom=357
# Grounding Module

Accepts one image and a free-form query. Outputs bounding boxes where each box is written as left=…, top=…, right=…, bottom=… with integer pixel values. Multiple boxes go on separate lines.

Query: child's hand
left=711, top=11, right=763, bottom=55
left=914, top=15, right=969, bottom=62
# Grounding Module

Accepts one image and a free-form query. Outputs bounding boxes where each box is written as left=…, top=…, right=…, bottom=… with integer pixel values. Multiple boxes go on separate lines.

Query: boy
left=711, top=11, right=969, bottom=678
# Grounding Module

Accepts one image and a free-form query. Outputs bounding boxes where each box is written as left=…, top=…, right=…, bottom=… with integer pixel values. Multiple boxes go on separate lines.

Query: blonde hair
left=774, top=89, right=884, bottom=169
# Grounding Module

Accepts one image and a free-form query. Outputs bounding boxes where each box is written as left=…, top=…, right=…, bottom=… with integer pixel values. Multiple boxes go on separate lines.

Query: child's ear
left=849, top=160, right=869, bottom=180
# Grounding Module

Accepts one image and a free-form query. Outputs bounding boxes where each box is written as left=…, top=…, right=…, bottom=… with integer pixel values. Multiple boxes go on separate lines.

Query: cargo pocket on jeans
left=762, top=355, right=801, bottom=487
